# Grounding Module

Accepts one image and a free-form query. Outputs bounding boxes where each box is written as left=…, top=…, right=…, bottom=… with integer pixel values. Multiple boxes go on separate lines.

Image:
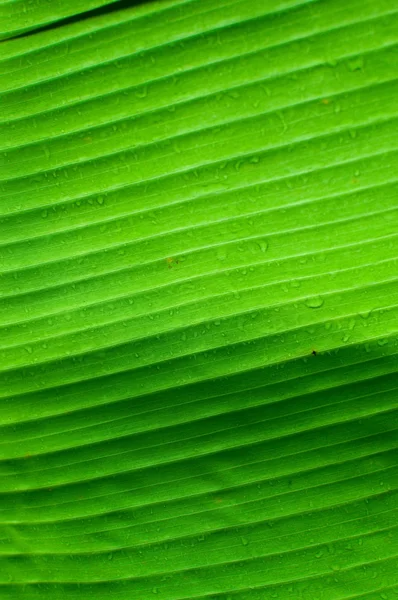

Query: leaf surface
left=0, top=0, right=397, bottom=598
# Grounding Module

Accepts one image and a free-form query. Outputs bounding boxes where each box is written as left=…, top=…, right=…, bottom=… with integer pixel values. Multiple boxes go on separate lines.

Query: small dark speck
left=311, top=350, right=317, bottom=356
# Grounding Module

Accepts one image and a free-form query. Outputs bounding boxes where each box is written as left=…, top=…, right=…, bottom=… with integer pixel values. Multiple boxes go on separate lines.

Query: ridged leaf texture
left=0, top=0, right=397, bottom=598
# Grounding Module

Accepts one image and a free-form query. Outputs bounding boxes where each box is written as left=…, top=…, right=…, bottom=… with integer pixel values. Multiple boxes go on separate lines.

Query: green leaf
left=1, top=0, right=397, bottom=598
left=0, top=0, right=121, bottom=41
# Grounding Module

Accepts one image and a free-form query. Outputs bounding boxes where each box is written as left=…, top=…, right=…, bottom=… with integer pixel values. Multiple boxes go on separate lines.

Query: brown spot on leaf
left=167, top=257, right=180, bottom=268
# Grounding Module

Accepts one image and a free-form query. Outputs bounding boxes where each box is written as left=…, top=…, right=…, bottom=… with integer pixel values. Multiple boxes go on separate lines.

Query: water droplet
left=241, top=537, right=249, bottom=546
left=234, top=160, right=243, bottom=171
left=135, top=86, right=148, bottom=99
left=41, top=209, right=48, bottom=218
left=256, top=240, right=268, bottom=253
left=348, top=57, right=364, bottom=72
left=305, top=296, right=324, bottom=309
left=377, top=339, right=388, bottom=347
left=360, top=310, right=371, bottom=319
left=97, top=196, right=104, bottom=205
left=342, top=334, right=350, bottom=342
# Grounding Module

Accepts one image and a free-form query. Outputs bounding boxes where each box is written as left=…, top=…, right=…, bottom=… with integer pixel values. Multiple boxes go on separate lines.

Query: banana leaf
left=0, top=0, right=397, bottom=598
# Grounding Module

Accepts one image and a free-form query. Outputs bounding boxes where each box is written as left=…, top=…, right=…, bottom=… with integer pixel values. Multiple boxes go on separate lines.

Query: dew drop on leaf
left=256, top=241, right=268, bottom=253
left=241, top=537, right=249, bottom=546
left=360, top=310, right=372, bottom=319
left=305, top=296, right=324, bottom=309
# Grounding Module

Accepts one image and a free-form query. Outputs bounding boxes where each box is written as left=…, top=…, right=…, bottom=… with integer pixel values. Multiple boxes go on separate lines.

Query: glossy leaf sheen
left=0, top=0, right=397, bottom=598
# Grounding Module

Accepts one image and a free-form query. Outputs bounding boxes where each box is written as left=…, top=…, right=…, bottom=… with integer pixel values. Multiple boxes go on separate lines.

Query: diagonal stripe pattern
left=0, top=0, right=397, bottom=598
